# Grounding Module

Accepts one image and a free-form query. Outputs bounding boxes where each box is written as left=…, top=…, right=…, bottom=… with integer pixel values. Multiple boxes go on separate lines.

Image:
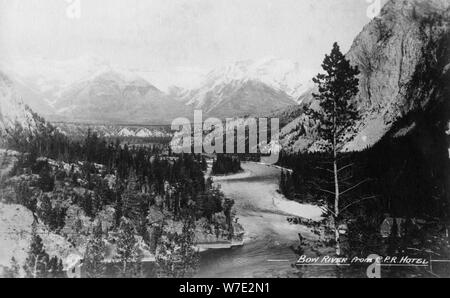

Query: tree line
left=3, top=119, right=238, bottom=277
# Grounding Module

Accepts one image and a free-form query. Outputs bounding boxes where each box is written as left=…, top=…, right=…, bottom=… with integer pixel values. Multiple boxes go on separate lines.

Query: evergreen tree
left=121, top=171, right=143, bottom=220
left=37, top=194, right=53, bottom=228
left=212, top=155, right=242, bottom=175
left=178, top=220, right=200, bottom=277
left=38, top=161, right=54, bottom=192
left=280, top=170, right=286, bottom=194
left=47, top=256, right=65, bottom=278
left=114, top=218, right=142, bottom=277
left=285, top=172, right=294, bottom=195
left=223, top=198, right=235, bottom=236
left=307, top=42, right=361, bottom=255
left=201, top=156, right=207, bottom=172
left=84, top=222, right=106, bottom=278
left=196, top=186, right=224, bottom=222
left=156, top=220, right=199, bottom=278
left=23, top=227, right=50, bottom=278
left=14, top=182, right=37, bottom=214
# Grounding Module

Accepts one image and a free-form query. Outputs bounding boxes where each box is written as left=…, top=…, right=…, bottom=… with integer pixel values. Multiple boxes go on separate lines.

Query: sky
left=0, top=0, right=377, bottom=88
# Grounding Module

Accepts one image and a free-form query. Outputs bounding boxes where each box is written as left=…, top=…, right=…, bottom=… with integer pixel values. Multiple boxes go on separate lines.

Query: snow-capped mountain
left=180, top=58, right=313, bottom=118
left=1, top=55, right=316, bottom=123
left=52, top=69, right=191, bottom=124
left=0, top=56, right=114, bottom=117
left=0, top=56, right=196, bottom=124
left=53, top=122, right=172, bottom=139
left=118, top=127, right=171, bottom=138
left=118, top=128, right=135, bottom=137
left=0, top=71, right=38, bottom=137
left=0, top=70, right=55, bottom=117
left=194, top=57, right=315, bottom=101
left=0, top=55, right=109, bottom=99
left=183, top=79, right=296, bottom=119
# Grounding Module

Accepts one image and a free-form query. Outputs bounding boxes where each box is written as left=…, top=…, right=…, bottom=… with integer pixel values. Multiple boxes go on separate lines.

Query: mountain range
left=1, top=0, right=449, bottom=156
left=178, top=58, right=314, bottom=118
left=1, top=56, right=314, bottom=124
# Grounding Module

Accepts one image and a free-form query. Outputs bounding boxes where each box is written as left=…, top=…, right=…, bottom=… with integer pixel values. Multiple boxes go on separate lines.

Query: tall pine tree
left=23, top=226, right=50, bottom=278
left=113, top=218, right=142, bottom=277
left=308, top=42, right=360, bottom=255
left=84, top=221, right=106, bottom=278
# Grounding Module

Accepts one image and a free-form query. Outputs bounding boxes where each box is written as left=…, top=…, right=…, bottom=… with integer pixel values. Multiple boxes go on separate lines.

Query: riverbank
left=196, top=162, right=325, bottom=277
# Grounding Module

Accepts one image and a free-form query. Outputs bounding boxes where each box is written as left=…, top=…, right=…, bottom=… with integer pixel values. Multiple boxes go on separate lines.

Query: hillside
left=178, top=58, right=315, bottom=119
left=0, top=71, right=39, bottom=142
left=51, top=70, right=192, bottom=125
left=280, top=0, right=450, bottom=153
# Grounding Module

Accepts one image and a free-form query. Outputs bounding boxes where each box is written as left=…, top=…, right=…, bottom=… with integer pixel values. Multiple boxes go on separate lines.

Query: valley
left=0, top=0, right=449, bottom=279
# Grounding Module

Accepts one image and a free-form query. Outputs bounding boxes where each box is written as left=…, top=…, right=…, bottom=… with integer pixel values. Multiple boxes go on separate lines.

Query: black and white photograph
left=0, top=0, right=449, bottom=282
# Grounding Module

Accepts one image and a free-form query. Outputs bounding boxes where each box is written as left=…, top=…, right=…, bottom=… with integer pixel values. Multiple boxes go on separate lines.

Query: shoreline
left=196, top=240, right=245, bottom=253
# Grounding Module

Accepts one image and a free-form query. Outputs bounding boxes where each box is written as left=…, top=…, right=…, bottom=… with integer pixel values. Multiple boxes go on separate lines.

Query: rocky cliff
left=281, top=0, right=450, bottom=153
left=0, top=71, right=38, bottom=142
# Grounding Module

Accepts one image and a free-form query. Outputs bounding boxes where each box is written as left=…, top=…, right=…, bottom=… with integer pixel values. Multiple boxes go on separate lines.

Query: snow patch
left=272, top=194, right=323, bottom=222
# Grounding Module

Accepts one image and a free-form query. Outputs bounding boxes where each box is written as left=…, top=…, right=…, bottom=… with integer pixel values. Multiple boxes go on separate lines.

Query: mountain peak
left=200, top=57, right=315, bottom=101
left=0, top=71, right=38, bottom=136
left=382, top=0, right=450, bottom=16
left=280, top=0, right=450, bottom=153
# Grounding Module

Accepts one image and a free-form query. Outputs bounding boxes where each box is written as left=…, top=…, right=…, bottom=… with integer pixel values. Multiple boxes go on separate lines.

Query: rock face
left=0, top=203, right=81, bottom=277
left=0, top=71, right=38, bottom=142
left=281, top=0, right=450, bottom=152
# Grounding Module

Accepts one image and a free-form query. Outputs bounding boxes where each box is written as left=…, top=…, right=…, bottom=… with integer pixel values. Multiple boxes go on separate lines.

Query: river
left=196, top=162, right=324, bottom=278
left=196, top=162, right=432, bottom=278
